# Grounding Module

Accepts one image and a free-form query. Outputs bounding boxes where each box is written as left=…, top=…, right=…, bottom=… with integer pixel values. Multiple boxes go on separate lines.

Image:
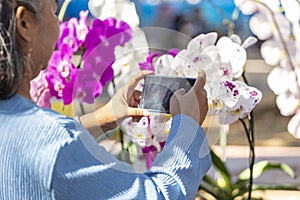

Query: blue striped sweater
left=0, top=95, right=211, bottom=199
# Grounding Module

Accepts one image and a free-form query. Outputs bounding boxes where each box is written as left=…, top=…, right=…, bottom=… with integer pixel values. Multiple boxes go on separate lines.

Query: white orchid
left=88, top=0, right=140, bottom=28
left=120, top=113, right=171, bottom=148
left=235, top=0, right=300, bottom=138
left=288, top=113, right=300, bottom=138
left=150, top=32, right=261, bottom=125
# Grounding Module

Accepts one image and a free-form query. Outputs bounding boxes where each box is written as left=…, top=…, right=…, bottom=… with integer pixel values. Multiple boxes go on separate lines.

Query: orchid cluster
left=119, top=32, right=262, bottom=168
left=30, top=10, right=132, bottom=107
left=234, top=0, right=300, bottom=138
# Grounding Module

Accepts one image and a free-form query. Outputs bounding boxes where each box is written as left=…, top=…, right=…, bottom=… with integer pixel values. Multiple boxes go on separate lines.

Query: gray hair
left=0, top=0, right=40, bottom=99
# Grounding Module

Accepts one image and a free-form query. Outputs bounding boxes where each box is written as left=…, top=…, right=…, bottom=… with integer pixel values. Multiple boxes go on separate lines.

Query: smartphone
left=140, top=75, right=196, bottom=114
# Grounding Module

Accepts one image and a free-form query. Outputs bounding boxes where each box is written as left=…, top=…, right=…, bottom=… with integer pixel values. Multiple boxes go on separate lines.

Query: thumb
left=127, top=107, right=150, bottom=118
left=173, top=88, right=186, bottom=97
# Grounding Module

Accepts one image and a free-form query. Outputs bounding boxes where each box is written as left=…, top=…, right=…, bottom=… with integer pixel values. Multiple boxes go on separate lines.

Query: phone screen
left=140, top=75, right=196, bottom=113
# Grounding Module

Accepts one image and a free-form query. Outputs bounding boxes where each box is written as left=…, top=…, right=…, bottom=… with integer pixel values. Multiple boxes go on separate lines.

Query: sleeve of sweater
left=51, top=114, right=212, bottom=200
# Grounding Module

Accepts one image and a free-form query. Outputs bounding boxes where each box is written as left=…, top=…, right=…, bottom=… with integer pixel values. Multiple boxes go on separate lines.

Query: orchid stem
left=239, top=113, right=255, bottom=200
left=79, top=102, right=84, bottom=115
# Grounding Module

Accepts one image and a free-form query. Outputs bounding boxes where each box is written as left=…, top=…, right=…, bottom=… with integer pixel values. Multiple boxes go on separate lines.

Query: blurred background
left=58, top=0, right=253, bottom=42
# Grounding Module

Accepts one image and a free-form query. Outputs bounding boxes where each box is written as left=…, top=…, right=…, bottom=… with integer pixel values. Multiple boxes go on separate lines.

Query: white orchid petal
left=155, top=55, right=176, bottom=76
left=281, top=0, right=300, bottom=23
left=242, top=36, right=258, bottom=49
left=88, top=0, right=105, bottom=18
left=276, top=92, right=298, bottom=116
left=260, top=0, right=281, bottom=11
left=217, top=37, right=246, bottom=78
left=250, top=13, right=273, bottom=40
left=203, top=46, right=220, bottom=61
left=187, top=32, right=218, bottom=52
left=288, top=114, right=300, bottom=138
left=230, top=34, right=242, bottom=45
left=267, top=67, right=292, bottom=95
left=234, top=0, right=258, bottom=15
left=261, top=40, right=282, bottom=66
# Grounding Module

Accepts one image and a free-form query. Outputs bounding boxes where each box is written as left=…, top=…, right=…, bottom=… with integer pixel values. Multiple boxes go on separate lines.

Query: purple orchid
left=76, top=11, right=90, bottom=45
left=167, top=48, right=180, bottom=57
left=84, top=17, right=132, bottom=58
left=30, top=70, right=52, bottom=108
left=56, top=20, right=79, bottom=52
left=81, top=17, right=132, bottom=96
left=139, top=51, right=161, bottom=71
left=142, top=141, right=165, bottom=169
left=46, top=44, right=78, bottom=103
left=30, top=13, right=133, bottom=107
left=71, top=63, right=103, bottom=104
left=56, top=11, right=90, bottom=52
left=142, top=145, right=158, bottom=169
left=83, top=44, right=116, bottom=86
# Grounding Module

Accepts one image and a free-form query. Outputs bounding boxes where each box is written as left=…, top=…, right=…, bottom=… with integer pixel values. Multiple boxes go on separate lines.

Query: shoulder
left=13, top=94, right=88, bottom=140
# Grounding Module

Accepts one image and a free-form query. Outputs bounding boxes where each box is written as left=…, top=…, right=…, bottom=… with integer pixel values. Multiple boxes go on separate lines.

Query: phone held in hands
left=140, top=75, right=196, bottom=114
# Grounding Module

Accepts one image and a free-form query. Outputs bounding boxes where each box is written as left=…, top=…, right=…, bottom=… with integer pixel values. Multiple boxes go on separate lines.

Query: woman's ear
left=15, top=6, right=36, bottom=43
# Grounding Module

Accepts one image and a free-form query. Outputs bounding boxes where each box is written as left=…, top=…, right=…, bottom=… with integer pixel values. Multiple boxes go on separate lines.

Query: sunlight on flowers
left=235, top=0, right=300, bottom=138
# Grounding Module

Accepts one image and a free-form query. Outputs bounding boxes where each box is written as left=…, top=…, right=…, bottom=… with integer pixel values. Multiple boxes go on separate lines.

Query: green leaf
left=233, top=179, right=248, bottom=189
left=199, top=181, right=235, bottom=200
left=232, top=181, right=248, bottom=197
left=202, top=175, right=219, bottom=188
left=239, top=160, right=296, bottom=180
left=280, top=163, right=296, bottom=178
left=199, top=181, right=221, bottom=199
left=210, top=150, right=232, bottom=189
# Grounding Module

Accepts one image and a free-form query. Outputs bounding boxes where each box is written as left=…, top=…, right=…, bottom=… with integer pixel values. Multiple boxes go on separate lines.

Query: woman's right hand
left=169, top=70, right=208, bottom=125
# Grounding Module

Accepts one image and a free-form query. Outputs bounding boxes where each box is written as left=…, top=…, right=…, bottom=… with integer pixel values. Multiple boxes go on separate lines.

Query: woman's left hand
left=80, top=70, right=153, bottom=138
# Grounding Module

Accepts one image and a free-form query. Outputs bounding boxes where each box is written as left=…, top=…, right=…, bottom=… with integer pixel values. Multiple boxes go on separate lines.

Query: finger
left=127, top=70, right=154, bottom=90
left=129, top=98, right=140, bottom=108
left=129, top=96, right=136, bottom=107
left=132, top=116, right=143, bottom=123
left=129, top=90, right=142, bottom=107
left=127, top=107, right=150, bottom=118
left=197, top=70, right=206, bottom=88
left=133, top=90, right=142, bottom=101
left=189, top=70, right=206, bottom=97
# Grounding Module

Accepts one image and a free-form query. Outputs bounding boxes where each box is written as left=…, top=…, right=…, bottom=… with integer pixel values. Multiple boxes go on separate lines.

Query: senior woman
left=0, top=0, right=211, bottom=199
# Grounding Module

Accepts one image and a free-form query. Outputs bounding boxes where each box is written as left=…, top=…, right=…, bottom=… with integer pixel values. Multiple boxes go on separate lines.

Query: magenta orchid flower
left=31, top=12, right=133, bottom=106
left=46, top=44, right=78, bottom=102
left=56, top=11, right=90, bottom=52
left=84, top=17, right=132, bottom=59
left=72, top=69, right=102, bottom=104
left=30, top=70, right=52, bottom=108
left=139, top=51, right=161, bottom=71
left=56, top=20, right=79, bottom=52
left=142, top=141, right=165, bottom=169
